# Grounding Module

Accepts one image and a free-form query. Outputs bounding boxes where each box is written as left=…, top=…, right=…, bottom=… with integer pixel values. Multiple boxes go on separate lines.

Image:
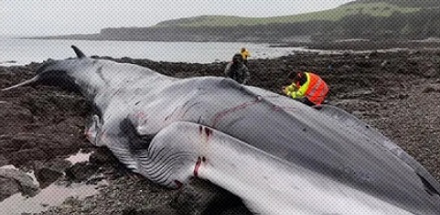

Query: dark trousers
left=303, top=98, right=316, bottom=106
left=295, top=97, right=316, bottom=107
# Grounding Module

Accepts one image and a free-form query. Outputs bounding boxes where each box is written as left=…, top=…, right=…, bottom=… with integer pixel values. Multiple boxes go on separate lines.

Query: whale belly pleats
left=142, top=121, right=414, bottom=215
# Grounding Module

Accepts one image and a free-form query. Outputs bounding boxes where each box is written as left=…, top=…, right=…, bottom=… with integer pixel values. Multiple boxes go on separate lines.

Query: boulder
left=0, top=177, right=21, bottom=201
left=34, top=159, right=72, bottom=188
left=171, top=178, right=250, bottom=215
left=0, top=168, right=39, bottom=201
left=65, top=162, right=99, bottom=182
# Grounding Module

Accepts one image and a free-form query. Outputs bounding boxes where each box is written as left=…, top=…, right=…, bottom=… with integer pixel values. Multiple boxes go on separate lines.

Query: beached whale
left=3, top=46, right=440, bottom=214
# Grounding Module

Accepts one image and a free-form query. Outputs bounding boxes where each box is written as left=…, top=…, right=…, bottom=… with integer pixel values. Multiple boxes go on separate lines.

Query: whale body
left=3, top=46, right=440, bottom=214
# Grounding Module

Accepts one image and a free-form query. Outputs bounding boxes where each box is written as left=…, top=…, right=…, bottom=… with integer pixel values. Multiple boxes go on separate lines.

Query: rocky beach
left=1, top=48, right=440, bottom=214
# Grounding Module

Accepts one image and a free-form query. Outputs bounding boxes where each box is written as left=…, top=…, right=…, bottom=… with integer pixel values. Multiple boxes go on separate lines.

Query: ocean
left=0, top=37, right=301, bottom=66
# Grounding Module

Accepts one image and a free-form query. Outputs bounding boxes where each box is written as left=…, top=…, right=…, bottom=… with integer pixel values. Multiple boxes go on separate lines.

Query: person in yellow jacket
left=283, top=71, right=329, bottom=106
left=240, top=47, right=251, bottom=66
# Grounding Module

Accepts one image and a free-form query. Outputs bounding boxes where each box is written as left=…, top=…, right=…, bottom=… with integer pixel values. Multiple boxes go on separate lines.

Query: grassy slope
left=154, top=2, right=419, bottom=27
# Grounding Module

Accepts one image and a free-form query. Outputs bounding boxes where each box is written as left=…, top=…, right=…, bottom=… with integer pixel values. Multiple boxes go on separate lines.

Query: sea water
left=0, top=164, right=107, bottom=215
left=0, top=37, right=300, bottom=66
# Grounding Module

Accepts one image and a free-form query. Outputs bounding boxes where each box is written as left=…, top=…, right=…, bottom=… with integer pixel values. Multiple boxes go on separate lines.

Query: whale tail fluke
left=2, top=45, right=86, bottom=92
left=1, top=76, right=40, bottom=91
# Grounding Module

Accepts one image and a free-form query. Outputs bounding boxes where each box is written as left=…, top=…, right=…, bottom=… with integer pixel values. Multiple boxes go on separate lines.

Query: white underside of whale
left=148, top=122, right=412, bottom=215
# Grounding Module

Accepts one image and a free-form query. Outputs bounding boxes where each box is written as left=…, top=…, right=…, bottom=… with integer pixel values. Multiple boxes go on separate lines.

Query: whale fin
left=71, top=45, right=86, bottom=58
left=1, top=76, right=40, bottom=91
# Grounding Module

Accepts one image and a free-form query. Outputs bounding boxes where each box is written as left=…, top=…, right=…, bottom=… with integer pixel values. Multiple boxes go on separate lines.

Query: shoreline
left=3, top=38, right=440, bottom=68
left=272, top=39, right=440, bottom=51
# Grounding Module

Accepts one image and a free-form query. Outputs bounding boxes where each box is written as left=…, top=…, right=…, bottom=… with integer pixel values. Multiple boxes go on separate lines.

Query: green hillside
left=345, top=0, right=440, bottom=8
left=155, top=2, right=420, bottom=27
left=54, top=0, right=440, bottom=43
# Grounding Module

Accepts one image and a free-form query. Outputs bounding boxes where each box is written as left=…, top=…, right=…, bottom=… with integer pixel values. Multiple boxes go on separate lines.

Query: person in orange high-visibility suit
left=282, top=71, right=329, bottom=106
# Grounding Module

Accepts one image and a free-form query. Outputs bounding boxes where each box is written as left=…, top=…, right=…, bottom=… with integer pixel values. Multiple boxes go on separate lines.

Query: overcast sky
left=1, top=0, right=354, bottom=36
